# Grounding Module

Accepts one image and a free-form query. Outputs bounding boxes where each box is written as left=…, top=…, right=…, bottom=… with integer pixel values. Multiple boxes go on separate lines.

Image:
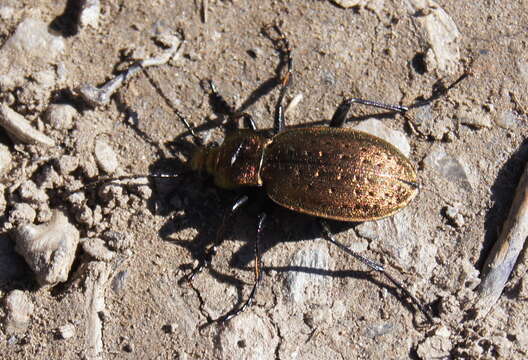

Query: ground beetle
left=165, top=25, right=436, bottom=324
left=99, top=25, right=467, bottom=324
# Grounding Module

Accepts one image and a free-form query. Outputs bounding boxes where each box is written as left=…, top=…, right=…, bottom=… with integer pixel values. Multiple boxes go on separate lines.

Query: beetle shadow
left=478, top=139, right=528, bottom=278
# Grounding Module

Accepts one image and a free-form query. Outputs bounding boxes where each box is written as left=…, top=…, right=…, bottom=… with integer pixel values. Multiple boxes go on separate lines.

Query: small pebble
left=444, top=205, right=465, bottom=227
left=496, top=110, right=519, bottom=129
left=355, top=221, right=379, bottom=242
left=8, top=203, right=37, bottom=226
left=44, top=104, right=77, bottom=130
left=331, top=0, right=362, bottom=8
left=58, top=323, right=75, bottom=339
left=416, top=325, right=453, bottom=359
left=123, top=343, right=134, bottom=353
left=364, top=322, right=395, bottom=338
left=111, top=270, right=129, bottom=293
left=4, top=290, right=34, bottom=334
left=0, top=143, right=12, bottom=175
left=94, top=139, right=119, bottom=174
left=423, top=145, right=471, bottom=190
left=76, top=204, right=93, bottom=226
left=456, top=107, right=492, bottom=129
left=18, top=180, right=48, bottom=204
left=103, top=230, right=134, bottom=251
left=33, top=70, right=56, bottom=89
left=56, top=155, right=79, bottom=175
left=79, top=0, right=100, bottom=29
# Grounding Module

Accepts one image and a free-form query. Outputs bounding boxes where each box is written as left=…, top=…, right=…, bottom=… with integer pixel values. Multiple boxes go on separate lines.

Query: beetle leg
left=217, top=212, right=266, bottom=323
left=318, top=219, right=434, bottom=323
left=263, top=24, right=293, bottom=134
left=209, top=80, right=258, bottom=131
left=329, top=98, right=408, bottom=128
left=185, top=195, right=250, bottom=282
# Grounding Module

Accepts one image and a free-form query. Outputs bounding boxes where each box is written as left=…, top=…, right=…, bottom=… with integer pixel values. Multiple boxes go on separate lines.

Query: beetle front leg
left=318, top=219, right=434, bottom=323
left=184, top=195, right=250, bottom=282
left=209, top=80, right=258, bottom=131
left=329, top=98, right=408, bottom=128
left=217, top=212, right=266, bottom=323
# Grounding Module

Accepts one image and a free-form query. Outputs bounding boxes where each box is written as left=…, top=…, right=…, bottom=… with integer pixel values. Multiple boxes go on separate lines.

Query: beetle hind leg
left=319, top=219, right=434, bottom=323
left=330, top=98, right=408, bottom=128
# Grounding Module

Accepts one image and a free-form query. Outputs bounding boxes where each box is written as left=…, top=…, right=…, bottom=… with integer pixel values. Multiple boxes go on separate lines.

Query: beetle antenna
left=67, top=173, right=187, bottom=195
left=142, top=69, right=204, bottom=147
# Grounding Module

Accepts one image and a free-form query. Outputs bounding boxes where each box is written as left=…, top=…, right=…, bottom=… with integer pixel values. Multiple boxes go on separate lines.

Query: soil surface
left=1, top=0, right=528, bottom=359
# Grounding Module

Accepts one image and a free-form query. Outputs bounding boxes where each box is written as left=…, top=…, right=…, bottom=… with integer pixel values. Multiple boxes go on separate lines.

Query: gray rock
left=0, top=104, right=55, bottom=146
left=284, top=243, right=331, bottom=303
left=4, top=290, right=34, bottom=334
left=94, top=139, right=119, bottom=174
left=423, top=145, right=471, bottom=190
left=353, top=118, right=411, bottom=157
left=0, top=18, right=65, bottom=90
left=0, top=143, right=12, bottom=175
left=496, top=110, right=520, bottom=129
left=456, top=107, right=492, bottom=129
left=355, top=221, right=380, bottom=242
left=331, top=0, right=362, bottom=8
left=407, top=0, right=461, bottom=75
left=44, top=104, right=77, bottom=130
left=103, top=230, right=134, bottom=251
left=12, top=210, right=80, bottom=286
left=111, top=270, right=129, bottom=293
left=413, top=104, right=452, bottom=140
left=364, top=322, right=395, bottom=338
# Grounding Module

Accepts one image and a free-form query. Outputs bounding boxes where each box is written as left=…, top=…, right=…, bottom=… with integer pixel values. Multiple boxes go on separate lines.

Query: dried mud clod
left=12, top=210, right=80, bottom=286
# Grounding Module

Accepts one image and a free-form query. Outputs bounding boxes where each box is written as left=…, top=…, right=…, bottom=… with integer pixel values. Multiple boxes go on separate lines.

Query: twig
left=473, top=161, right=528, bottom=319
left=78, top=35, right=183, bottom=107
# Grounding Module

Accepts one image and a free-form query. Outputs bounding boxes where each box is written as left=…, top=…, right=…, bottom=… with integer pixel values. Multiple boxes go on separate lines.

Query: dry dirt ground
left=1, top=0, right=528, bottom=359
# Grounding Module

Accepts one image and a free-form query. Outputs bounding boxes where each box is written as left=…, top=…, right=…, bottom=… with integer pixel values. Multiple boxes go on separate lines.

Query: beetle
left=164, top=25, right=434, bottom=324
left=91, top=24, right=467, bottom=324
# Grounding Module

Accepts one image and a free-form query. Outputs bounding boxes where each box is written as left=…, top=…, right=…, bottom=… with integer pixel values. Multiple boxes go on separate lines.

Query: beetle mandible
left=165, top=24, right=435, bottom=324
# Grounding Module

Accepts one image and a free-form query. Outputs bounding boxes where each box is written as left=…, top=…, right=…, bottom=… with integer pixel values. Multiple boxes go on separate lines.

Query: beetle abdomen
left=261, top=127, right=418, bottom=221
